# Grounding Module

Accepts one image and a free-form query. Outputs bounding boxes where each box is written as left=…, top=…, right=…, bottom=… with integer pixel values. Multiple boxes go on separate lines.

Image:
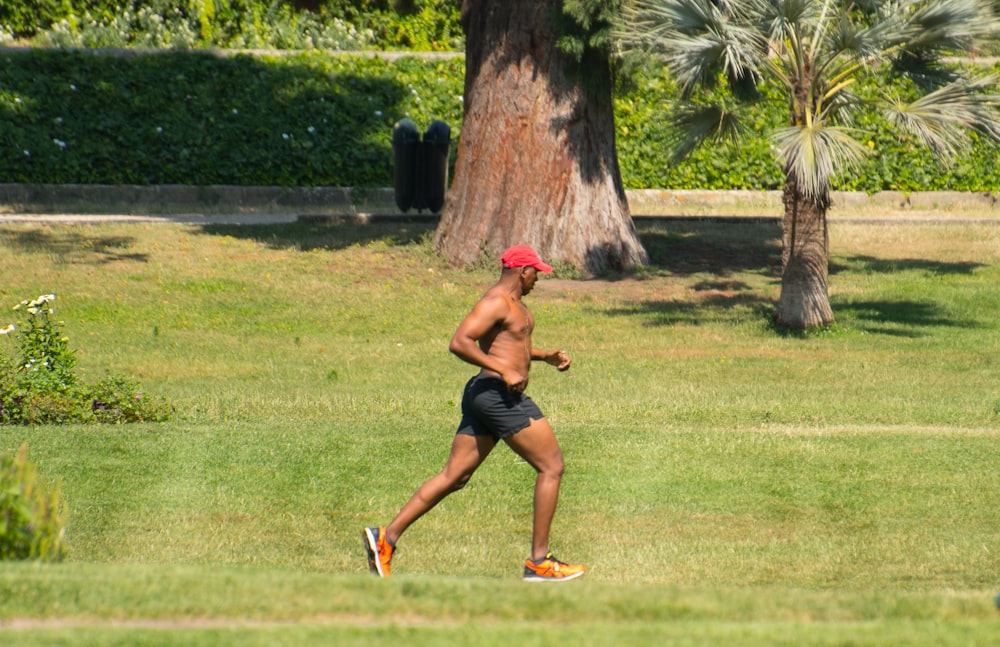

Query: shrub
left=89, top=374, right=174, bottom=424
left=0, top=0, right=71, bottom=39
left=3, top=1, right=461, bottom=51
left=0, top=294, right=173, bottom=425
left=0, top=49, right=997, bottom=191
left=0, top=442, right=66, bottom=562
left=30, top=1, right=377, bottom=51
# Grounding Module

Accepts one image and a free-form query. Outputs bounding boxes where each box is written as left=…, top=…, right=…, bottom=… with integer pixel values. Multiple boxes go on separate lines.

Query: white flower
left=53, top=138, right=67, bottom=149
left=282, top=133, right=290, bottom=140
left=375, top=110, right=382, bottom=117
left=232, top=108, right=238, bottom=114
left=308, top=126, right=316, bottom=134
left=23, top=150, right=30, bottom=157
left=0, top=324, right=14, bottom=335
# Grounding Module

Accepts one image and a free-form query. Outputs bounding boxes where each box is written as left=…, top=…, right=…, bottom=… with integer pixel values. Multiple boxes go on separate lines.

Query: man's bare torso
left=477, top=287, right=534, bottom=381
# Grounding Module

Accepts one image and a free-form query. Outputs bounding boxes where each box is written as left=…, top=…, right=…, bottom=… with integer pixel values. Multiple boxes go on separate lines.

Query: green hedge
left=0, top=50, right=465, bottom=186
left=1, top=0, right=463, bottom=51
left=1, top=49, right=998, bottom=191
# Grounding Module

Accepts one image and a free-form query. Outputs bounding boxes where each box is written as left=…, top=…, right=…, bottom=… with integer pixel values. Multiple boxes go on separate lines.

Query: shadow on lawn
left=605, top=217, right=781, bottom=326
left=637, top=217, right=782, bottom=277
left=191, top=216, right=977, bottom=335
left=832, top=298, right=976, bottom=337
left=831, top=255, right=985, bottom=276
left=197, top=219, right=435, bottom=251
left=616, top=218, right=981, bottom=334
left=0, top=228, right=149, bottom=264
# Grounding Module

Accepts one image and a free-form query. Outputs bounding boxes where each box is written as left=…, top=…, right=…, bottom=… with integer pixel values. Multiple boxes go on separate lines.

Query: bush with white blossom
left=0, top=294, right=172, bottom=425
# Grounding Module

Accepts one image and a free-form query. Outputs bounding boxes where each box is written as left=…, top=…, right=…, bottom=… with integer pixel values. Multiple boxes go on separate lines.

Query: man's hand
left=544, top=349, right=571, bottom=372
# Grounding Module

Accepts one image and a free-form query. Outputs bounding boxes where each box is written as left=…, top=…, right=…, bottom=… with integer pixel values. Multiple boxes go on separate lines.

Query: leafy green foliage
left=0, top=49, right=465, bottom=186
left=0, top=442, right=65, bottom=562
left=2, top=0, right=462, bottom=50
left=358, top=0, right=462, bottom=51
left=1, top=48, right=998, bottom=191
left=0, top=294, right=173, bottom=425
left=0, top=0, right=70, bottom=38
left=613, top=1, right=1000, bottom=196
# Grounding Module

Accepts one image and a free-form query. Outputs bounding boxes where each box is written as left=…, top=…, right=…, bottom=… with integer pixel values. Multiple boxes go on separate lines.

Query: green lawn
left=1, top=216, right=999, bottom=645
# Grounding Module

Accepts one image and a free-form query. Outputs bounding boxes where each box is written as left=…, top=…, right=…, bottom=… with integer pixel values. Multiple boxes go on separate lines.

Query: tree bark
left=776, top=178, right=834, bottom=328
left=434, top=0, right=648, bottom=274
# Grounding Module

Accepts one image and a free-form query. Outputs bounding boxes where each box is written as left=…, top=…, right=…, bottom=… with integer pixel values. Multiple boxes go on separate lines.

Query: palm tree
left=616, top=0, right=1000, bottom=328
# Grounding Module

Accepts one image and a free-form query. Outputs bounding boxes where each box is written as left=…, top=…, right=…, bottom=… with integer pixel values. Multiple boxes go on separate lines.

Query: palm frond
left=617, top=0, right=766, bottom=96
left=665, top=102, right=748, bottom=163
left=770, top=124, right=869, bottom=200
left=896, top=0, right=1000, bottom=59
left=883, top=75, right=1000, bottom=158
left=819, top=86, right=865, bottom=126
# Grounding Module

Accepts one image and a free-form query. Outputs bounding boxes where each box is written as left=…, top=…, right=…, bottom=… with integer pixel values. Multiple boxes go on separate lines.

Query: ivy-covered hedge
left=0, top=49, right=465, bottom=186
left=1, top=49, right=998, bottom=191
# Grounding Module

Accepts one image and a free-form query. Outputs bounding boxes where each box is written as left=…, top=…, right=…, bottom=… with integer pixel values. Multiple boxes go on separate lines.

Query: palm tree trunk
left=776, top=178, right=834, bottom=328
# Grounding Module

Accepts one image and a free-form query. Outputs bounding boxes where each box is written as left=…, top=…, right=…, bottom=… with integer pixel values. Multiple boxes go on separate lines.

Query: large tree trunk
left=434, top=0, right=648, bottom=274
left=776, top=178, right=834, bottom=328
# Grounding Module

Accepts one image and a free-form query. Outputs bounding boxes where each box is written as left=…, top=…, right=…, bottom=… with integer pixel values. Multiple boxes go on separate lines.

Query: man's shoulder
left=472, top=287, right=519, bottom=322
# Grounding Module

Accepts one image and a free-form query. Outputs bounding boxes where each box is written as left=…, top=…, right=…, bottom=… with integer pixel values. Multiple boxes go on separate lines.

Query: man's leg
left=502, top=417, right=564, bottom=561
left=385, top=432, right=496, bottom=545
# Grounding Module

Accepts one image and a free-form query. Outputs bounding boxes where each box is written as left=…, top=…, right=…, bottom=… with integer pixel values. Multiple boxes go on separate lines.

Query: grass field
left=1, top=214, right=999, bottom=645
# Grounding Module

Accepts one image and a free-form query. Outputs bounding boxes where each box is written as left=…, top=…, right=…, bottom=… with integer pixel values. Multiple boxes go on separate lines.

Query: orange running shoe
left=363, top=526, right=394, bottom=577
left=523, top=552, right=586, bottom=582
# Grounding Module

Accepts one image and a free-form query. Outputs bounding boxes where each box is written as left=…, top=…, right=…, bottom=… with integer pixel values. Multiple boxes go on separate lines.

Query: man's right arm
left=449, top=294, right=509, bottom=376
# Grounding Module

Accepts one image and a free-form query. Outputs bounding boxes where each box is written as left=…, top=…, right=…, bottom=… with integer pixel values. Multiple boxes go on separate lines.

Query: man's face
left=520, top=266, right=539, bottom=294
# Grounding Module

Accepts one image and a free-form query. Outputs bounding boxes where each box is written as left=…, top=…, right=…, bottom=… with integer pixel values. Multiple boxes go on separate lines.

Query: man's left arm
left=532, top=348, right=571, bottom=371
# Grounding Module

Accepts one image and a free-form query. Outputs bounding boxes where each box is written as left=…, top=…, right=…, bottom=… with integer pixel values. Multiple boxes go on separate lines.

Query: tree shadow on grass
left=610, top=218, right=982, bottom=334
left=197, top=219, right=436, bottom=252
left=635, top=217, right=783, bottom=277
left=607, top=291, right=777, bottom=328
left=832, top=299, right=977, bottom=337
left=0, top=228, right=148, bottom=264
left=830, top=255, right=985, bottom=276
left=594, top=218, right=783, bottom=326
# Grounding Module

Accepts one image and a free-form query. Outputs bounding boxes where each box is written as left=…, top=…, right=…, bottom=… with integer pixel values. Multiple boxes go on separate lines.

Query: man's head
left=501, top=245, right=552, bottom=295
left=501, top=245, right=553, bottom=274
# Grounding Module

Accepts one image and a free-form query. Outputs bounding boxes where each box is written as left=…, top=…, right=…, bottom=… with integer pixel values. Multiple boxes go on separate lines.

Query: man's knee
left=546, top=456, right=565, bottom=478
left=442, top=468, right=475, bottom=492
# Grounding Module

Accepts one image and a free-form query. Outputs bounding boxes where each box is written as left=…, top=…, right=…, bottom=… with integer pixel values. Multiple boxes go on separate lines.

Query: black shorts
left=455, top=374, right=544, bottom=440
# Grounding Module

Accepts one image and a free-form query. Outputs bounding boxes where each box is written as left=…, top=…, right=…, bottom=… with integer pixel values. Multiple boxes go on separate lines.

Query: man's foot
left=523, top=552, right=586, bottom=582
left=363, top=526, right=394, bottom=577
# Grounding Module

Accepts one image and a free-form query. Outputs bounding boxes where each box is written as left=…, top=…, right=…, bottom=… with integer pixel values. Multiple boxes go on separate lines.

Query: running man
left=363, top=245, right=585, bottom=582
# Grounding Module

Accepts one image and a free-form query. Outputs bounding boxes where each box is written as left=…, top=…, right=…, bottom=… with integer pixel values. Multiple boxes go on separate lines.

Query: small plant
left=0, top=442, right=66, bottom=562
left=10, top=294, right=76, bottom=394
left=89, top=374, right=174, bottom=424
left=0, top=294, right=172, bottom=425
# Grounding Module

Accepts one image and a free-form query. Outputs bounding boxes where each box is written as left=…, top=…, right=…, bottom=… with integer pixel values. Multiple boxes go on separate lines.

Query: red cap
left=501, top=245, right=553, bottom=273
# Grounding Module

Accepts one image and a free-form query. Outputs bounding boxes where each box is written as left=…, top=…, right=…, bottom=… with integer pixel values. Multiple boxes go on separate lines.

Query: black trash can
left=392, top=118, right=420, bottom=212
left=421, top=120, right=451, bottom=214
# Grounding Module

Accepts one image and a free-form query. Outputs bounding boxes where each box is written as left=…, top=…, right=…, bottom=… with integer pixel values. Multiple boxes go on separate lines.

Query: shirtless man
left=363, top=245, right=586, bottom=582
